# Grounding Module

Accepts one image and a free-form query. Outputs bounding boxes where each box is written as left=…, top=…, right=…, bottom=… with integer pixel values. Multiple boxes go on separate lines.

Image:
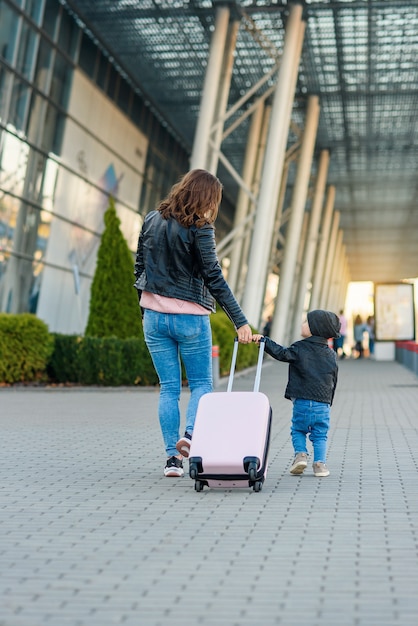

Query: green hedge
left=47, top=334, right=158, bottom=386
left=0, top=313, right=54, bottom=384
left=47, top=311, right=258, bottom=386
left=0, top=311, right=258, bottom=386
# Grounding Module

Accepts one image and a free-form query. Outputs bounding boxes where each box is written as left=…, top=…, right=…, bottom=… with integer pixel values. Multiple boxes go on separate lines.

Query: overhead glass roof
left=65, top=0, right=418, bottom=283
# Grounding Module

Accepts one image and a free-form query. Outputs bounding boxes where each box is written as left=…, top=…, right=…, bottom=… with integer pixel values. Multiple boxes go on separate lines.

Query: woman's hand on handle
left=236, top=324, right=253, bottom=344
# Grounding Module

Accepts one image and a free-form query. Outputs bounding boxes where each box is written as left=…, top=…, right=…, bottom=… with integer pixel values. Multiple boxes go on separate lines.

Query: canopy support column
left=241, top=3, right=305, bottom=327
left=291, top=149, right=330, bottom=340
left=310, top=185, right=336, bottom=311
left=270, top=94, right=321, bottom=343
left=190, top=6, right=230, bottom=170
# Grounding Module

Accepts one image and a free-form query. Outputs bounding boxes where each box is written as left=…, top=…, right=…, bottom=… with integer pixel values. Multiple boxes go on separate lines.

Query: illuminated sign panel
left=374, top=283, right=415, bottom=341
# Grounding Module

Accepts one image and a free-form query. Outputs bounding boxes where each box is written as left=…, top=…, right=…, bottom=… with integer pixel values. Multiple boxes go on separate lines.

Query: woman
left=134, top=169, right=252, bottom=477
left=353, top=314, right=366, bottom=358
left=366, top=315, right=375, bottom=357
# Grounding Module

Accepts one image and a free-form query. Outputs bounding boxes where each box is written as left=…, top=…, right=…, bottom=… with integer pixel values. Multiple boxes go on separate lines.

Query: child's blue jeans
left=143, top=309, right=213, bottom=457
left=291, top=398, right=330, bottom=462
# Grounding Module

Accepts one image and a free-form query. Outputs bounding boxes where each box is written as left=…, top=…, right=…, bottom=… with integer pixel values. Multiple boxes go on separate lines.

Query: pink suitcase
left=188, top=338, right=272, bottom=492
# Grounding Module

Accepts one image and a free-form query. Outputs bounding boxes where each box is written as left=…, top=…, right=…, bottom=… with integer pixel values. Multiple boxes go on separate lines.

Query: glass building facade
left=0, top=0, right=189, bottom=333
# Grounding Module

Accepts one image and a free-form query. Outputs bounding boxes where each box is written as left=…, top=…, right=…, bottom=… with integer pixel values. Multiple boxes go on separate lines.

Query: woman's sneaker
left=289, top=453, right=308, bottom=475
left=164, top=456, right=184, bottom=477
left=175, top=432, right=192, bottom=458
left=313, top=461, right=330, bottom=477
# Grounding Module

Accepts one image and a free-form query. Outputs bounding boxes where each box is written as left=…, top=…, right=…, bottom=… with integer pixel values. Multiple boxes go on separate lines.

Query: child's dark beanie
left=307, top=310, right=341, bottom=339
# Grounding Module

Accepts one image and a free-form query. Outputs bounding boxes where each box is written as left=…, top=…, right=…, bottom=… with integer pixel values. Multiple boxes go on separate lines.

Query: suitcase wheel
left=189, top=462, right=198, bottom=480
left=189, top=457, right=203, bottom=480
left=244, top=457, right=260, bottom=482
left=248, top=462, right=258, bottom=482
left=253, top=481, right=262, bottom=492
left=194, top=480, right=204, bottom=492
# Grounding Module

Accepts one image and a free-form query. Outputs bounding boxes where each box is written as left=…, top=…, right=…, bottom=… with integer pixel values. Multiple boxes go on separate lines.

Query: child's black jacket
left=264, top=335, right=338, bottom=405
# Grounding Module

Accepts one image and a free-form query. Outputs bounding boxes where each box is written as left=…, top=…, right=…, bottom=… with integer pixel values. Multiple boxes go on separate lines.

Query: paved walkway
left=1, top=356, right=418, bottom=626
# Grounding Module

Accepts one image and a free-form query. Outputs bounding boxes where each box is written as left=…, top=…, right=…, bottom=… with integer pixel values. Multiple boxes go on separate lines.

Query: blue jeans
left=291, top=399, right=330, bottom=462
left=143, top=309, right=213, bottom=456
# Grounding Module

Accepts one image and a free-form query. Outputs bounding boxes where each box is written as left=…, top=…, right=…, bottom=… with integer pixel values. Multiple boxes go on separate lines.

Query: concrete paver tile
left=1, top=358, right=418, bottom=625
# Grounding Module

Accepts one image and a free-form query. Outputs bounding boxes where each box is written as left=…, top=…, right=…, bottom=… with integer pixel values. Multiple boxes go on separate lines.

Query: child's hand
left=252, top=334, right=263, bottom=343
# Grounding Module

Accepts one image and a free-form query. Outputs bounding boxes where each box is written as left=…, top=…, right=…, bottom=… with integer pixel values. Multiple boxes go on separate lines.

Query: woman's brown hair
left=158, top=169, right=223, bottom=227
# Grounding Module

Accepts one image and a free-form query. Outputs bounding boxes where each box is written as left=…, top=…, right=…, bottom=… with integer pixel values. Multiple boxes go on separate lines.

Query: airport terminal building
left=0, top=0, right=193, bottom=334
left=1, top=0, right=417, bottom=344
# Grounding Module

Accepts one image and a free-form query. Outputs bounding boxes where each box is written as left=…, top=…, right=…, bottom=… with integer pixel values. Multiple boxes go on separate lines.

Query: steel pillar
left=235, top=105, right=272, bottom=301
left=290, top=149, right=330, bottom=340
left=241, top=3, right=305, bottom=327
left=319, top=211, right=340, bottom=310
left=270, top=95, right=321, bottom=343
left=338, top=252, right=350, bottom=311
left=190, top=6, right=230, bottom=170
left=227, top=101, right=265, bottom=292
left=327, top=230, right=344, bottom=311
left=309, top=185, right=335, bottom=311
left=287, top=211, right=309, bottom=341
left=207, top=19, right=240, bottom=174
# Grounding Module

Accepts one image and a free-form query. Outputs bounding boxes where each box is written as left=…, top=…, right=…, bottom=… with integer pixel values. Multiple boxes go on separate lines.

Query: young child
left=252, top=310, right=340, bottom=477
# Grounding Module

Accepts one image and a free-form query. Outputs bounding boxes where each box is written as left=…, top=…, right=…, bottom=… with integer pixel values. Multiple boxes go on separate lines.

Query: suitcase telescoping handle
left=226, top=337, right=265, bottom=393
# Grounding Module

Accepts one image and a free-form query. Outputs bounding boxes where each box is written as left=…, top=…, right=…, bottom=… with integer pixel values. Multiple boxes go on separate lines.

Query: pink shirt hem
left=140, top=291, right=211, bottom=315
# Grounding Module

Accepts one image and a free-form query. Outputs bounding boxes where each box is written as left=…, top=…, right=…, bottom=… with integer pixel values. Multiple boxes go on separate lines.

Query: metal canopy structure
left=65, top=0, right=418, bottom=284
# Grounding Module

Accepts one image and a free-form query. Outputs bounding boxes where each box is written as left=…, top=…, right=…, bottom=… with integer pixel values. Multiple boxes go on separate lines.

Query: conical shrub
left=85, top=196, right=140, bottom=339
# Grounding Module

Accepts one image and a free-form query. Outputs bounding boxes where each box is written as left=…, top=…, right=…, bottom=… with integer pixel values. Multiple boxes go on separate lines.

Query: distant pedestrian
left=252, top=309, right=340, bottom=477
left=353, top=314, right=366, bottom=358
left=366, top=315, right=375, bottom=357
left=263, top=315, right=272, bottom=337
left=333, top=309, right=347, bottom=358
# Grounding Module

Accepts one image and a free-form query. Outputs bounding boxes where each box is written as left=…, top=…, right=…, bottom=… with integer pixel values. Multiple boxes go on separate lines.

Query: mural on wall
left=69, top=163, right=122, bottom=295
left=36, top=70, right=148, bottom=334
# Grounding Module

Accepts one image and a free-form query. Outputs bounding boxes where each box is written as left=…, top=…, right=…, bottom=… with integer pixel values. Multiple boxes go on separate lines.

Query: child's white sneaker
left=289, top=453, right=308, bottom=475
left=313, top=461, right=330, bottom=477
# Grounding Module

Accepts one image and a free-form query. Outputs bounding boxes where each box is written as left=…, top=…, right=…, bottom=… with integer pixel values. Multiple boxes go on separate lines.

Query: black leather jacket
left=134, top=211, right=248, bottom=329
left=264, top=335, right=338, bottom=405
